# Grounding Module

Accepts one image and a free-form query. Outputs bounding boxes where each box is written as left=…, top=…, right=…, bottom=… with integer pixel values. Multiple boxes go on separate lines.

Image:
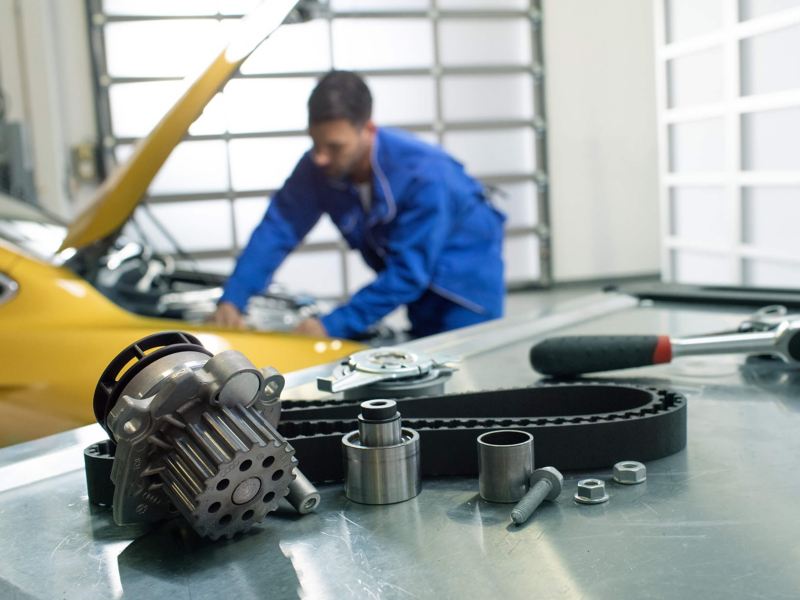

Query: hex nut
left=574, top=478, right=609, bottom=505
left=613, top=461, right=646, bottom=485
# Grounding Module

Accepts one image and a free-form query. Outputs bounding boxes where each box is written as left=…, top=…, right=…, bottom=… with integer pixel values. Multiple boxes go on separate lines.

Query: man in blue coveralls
left=212, top=71, right=505, bottom=340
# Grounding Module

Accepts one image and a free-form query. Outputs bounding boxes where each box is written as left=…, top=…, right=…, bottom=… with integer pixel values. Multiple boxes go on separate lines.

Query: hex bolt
left=510, top=467, right=563, bottom=525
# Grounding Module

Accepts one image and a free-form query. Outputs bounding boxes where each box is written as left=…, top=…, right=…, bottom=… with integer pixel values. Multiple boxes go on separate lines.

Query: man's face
left=308, top=119, right=374, bottom=180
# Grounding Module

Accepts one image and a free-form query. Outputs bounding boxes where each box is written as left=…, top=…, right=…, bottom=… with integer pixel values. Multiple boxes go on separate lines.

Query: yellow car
left=0, top=2, right=363, bottom=446
left=0, top=197, right=360, bottom=446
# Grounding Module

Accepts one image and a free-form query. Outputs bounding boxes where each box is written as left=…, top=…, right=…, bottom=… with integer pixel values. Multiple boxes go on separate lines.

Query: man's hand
left=210, top=301, right=246, bottom=329
left=294, top=317, right=328, bottom=337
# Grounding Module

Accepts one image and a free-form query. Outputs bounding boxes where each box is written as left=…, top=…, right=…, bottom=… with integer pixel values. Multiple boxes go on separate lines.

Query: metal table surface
left=2, top=292, right=799, bottom=599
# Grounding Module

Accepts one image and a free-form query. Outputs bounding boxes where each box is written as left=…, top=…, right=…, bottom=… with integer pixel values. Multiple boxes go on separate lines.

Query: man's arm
left=217, top=155, right=322, bottom=316
left=320, top=179, right=451, bottom=338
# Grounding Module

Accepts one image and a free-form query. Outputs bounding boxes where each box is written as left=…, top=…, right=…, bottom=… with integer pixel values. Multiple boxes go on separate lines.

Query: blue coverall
left=220, top=127, right=506, bottom=339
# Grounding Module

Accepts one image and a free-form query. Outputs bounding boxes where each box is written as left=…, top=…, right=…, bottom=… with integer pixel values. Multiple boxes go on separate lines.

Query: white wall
left=543, top=0, right=661, bottom=282
left=0, top=0, right=97, bottom=218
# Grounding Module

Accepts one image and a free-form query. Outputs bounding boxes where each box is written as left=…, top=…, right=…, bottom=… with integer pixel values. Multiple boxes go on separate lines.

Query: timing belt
left=278, top=382, right=687, bottom=484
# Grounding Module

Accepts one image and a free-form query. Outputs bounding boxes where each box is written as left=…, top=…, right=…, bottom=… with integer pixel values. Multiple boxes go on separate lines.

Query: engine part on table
left=511, top=466, right=563, bottom=525
left=477, top=430, right=534, bottom=503
left=342, top=399, right=421, bottom=504
left=613, top=461, right=646, bottom=485
left=84, top=439, right=116, bottom=507
left=86, top=331, right=313, bottom=540
left=287, top=469, right=321, bottom=514
left=279, top=383, right=687, bottom=484
left=317, top=347, right=458, bottom=399
left=529, top=315, right=800, bottom=377
left=574, top=479, right=609, bottom=505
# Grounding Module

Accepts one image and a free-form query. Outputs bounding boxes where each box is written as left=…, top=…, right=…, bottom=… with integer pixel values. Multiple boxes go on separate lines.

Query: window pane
left=104, top=20, right=223, bottom=78
left=664, top=0, right=724, bottom=43
left=742, top=107, right=800, bottom=171
left=443, top=128, right=535, bottom=176
left=671, top=250, right=734, bottom=284
left=504, top=235, right=540, bottom=282
left=331, top=0, right=430, bottom=10
left=668, top=118, right=725, bottom=172
left=273, top=251, right=343, bottom=298
left=741, top=24, right=800, bottom=96
left=241, top=20, right=331, bottom=74
left=740, top=0, right=800, bottom=20
left=229, top=136, right=309, bottom=191
left=667, top=47, right=724, bottom=109
left=147, top=199, right=233, bottom=251
left=442, top=73, right=533, bottom=121
left=494, top=181, right=538, bottom=228
left=102, top=0, right=218, bottom=16
left=224, top=78, right=316, bottom=133
left=439, top=19, right=530, bottom=67
left=743, top=259, right=800, bottom=287
left=332, top=19, right=434, bottom=70
left=109, top=82, right=224, bottom=137
left=367, top=76, right=437, bottom=125
left=346, top=250, right=376, bottom=294
left=233, top=197, right=268, bottom=248
left=670, top=187, right=729, bottom=245
left=742, top=186, right=800, bottom=254
left=118, top=140, right=229, bottom=194
left=438, top=0, right=527, bottom=8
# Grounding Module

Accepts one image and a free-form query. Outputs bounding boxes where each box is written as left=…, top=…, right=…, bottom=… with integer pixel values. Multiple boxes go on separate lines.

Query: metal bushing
left=342, top=400, right=421, bottom=505
left=477, top=430, right=534, bottom=503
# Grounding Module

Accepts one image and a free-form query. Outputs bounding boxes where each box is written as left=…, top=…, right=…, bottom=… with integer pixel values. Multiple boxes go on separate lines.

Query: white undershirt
left=356, top=182, right=372, bottom=214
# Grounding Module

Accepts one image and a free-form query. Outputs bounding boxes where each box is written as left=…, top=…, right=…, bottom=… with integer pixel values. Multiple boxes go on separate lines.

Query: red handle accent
left=652, top=336, right=673, bottom=365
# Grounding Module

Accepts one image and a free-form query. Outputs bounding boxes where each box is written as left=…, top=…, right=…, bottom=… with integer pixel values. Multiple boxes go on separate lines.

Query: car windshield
left=0, top=193, right=66, bottom=261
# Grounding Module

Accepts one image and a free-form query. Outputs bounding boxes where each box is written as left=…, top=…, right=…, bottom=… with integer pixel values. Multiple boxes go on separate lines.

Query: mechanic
left=212, top=70, right=505, bottom=339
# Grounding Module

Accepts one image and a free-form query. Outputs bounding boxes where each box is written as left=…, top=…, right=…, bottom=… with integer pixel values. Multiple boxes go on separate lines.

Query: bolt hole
left=271, top=469, right=284, bottom=481
left=239, top=459, right=253, bottom=472
left=208, top=502, right=221, bottom=514
left=262, top=456, right=275, bottom=469
left=303, top=498, right=318, bottom=511
left=219, top=514, right=232, bottom=526
left=263, top=491, right=276, bottom=503
left=623, top=463, right=638, bottom=469
left=216, top=479, right=230, bottom=491
left=242, top=510, right=254, bottom=521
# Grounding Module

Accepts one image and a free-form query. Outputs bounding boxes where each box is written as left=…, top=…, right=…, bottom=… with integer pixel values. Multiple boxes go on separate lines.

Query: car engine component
left=342, top=399, right=421, bottom=504
left=613, top=460, right=646, bottom=485
left=511, top=466, right=563, bottom=525
left=574, top=478, right=609, bottom=505
left=477, top=430, right=535, bottom=503
left=87, top=331, right=313, bottom=540
left=279, top=383, right=687, bottom=482
left=318, top=347, right=458, bottom=399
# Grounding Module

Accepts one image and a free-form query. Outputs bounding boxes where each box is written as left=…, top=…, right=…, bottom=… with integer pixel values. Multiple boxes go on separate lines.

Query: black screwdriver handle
left=529, top=335, right=673, bottom=377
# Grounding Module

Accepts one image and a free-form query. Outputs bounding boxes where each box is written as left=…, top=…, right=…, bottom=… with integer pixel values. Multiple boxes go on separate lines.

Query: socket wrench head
left=477, top=430, right=534, bottom=503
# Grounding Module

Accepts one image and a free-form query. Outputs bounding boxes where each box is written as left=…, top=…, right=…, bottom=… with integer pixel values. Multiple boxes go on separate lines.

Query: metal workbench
left=2, top=291, right=799, bottom=599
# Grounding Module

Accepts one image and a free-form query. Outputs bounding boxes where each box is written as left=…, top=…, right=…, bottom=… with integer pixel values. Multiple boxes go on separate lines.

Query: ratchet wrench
left=530, top=307, right=800, bottom=377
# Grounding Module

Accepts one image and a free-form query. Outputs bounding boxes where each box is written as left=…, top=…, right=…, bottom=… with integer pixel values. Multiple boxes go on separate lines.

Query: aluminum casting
left=87, top=331, right=319, bottom=540
left=318, top=347, right=457, bottom=398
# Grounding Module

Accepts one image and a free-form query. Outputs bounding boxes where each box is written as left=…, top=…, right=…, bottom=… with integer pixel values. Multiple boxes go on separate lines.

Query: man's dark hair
left=308, top=71, right=372, bottom=127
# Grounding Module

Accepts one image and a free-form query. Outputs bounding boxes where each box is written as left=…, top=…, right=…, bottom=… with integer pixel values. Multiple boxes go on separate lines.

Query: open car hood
left=60, top=0, right=303, bottom=252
